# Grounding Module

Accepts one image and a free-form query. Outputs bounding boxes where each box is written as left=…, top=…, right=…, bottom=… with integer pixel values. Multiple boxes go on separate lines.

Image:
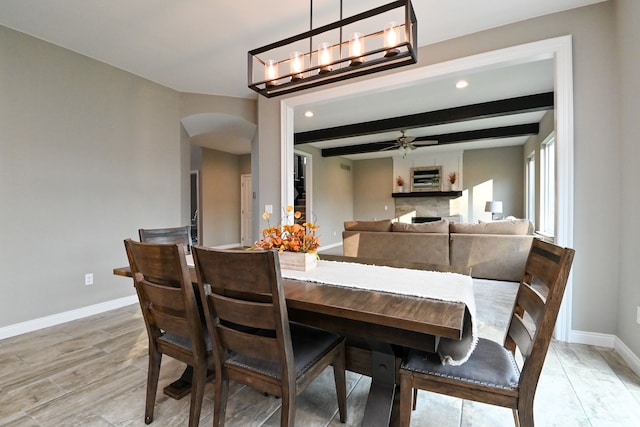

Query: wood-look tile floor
left=1, top=279, right=639, bottom=426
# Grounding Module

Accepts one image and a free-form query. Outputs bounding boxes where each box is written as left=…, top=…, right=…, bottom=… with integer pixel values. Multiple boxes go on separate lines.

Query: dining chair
left=138, top=225, right=192, bottom=254
left=398, top=238, right=575, bottom=427
left=192, top=247, right=348, bottom=427
left=124, top=239, right=212, bottom=427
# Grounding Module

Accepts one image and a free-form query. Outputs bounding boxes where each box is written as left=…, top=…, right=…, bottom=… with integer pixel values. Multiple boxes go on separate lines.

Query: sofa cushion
left=344, top=219, right=392, bottom=232
left=342, top=231, right=450, bottom=265
left=392, top=219, right=449, bottom=233
left=450, top=234, right=534, bottom=281
left=450, top=219, right=532, bottom=235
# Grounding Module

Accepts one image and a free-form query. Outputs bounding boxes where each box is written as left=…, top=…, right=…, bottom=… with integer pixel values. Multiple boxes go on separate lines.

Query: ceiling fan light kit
left=248, top=0, right=417, bottom=98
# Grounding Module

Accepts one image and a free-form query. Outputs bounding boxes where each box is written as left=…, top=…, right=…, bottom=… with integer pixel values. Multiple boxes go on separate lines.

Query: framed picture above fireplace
left=411, top=166, right=442, bottom=192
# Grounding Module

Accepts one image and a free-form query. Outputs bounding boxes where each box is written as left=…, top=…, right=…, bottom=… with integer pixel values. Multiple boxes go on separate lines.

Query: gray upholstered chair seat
left=402, top=338, right=520, bottom=391
left=227, top=322, right=343, bottom=379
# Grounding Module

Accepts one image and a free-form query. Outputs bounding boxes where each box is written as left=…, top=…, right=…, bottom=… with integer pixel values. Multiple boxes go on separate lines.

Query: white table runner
left=282, top=260, right=477, bottom=366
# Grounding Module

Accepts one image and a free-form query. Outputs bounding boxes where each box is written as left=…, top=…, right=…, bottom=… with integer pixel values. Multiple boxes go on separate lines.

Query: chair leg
left=213, top=374, right=229, bottom=427
left=280, top=384, right=296, bottom=427
left=332, top=344, right=347, bottom=423
left=516, top=399, right=534, bottom=427
left=188, top=363, right=208, bottom=427
left=398, top=373, right=413, bottom=427
left=145, top=350, right=162, bottom=424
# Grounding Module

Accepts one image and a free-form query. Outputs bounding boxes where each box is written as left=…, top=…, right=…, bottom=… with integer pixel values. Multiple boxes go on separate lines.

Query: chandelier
left=248, top=0, right=417, bottom=98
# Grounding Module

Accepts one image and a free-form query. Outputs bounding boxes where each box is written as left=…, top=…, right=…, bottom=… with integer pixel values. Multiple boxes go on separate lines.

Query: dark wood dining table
left=113, top=255, right=469, bottom=427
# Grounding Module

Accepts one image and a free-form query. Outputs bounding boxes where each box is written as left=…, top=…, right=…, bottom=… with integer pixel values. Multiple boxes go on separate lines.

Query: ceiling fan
left=383, top=130, right=438, bottom=157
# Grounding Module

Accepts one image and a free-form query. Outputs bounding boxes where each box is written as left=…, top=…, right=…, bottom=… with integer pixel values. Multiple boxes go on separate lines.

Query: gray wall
left=0, top=26, right=183, bottom=326
left=255, top=1, right=637, bottom=354
left=199, top=148, right=248, bottom=247
left=615, top=0, right=640, bottom=358
left=463, top=145, right=525, bottom=220
left=353, top=158, right=394, bottom=221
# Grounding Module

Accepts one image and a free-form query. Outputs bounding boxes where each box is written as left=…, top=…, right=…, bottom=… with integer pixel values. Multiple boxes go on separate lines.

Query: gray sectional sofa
left=341, top=218, right=534, bottom=282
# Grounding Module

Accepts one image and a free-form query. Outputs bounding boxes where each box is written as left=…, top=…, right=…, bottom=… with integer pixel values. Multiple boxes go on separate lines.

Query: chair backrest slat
left=507, top=314, right=534, bottom=358
left=211, top=293, right=278, bottom=330
left=139, top=226, right=192, bottom=254
left=200, top=251, right=277, bottom=295
left=523, top=244, right=564, bottom=287
left=137, top=279, right=191, bottom=336
left=218, top=325, right=281, bottom=362
left=515, top=283, right=546, bottom=327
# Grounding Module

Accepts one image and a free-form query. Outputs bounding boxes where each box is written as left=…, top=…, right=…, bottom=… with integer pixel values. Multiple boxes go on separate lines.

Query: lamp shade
left=484, top=201, right=503, bottom=214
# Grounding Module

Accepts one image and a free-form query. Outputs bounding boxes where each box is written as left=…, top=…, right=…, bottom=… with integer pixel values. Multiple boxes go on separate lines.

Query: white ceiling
left=0, top=0, right=604, bottom=99
left=0, top=0, right=603, bottom=158
left=295, top=58, right=555, bottom=159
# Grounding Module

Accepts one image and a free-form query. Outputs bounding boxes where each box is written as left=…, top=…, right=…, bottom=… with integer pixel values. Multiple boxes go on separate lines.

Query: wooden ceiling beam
left=320, top=123, right=539, bottom=157
left=295, top=92, right=553, bottom=145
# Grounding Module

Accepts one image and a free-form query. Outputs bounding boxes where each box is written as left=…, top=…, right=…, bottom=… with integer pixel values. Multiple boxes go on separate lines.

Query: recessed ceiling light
left=304, top=111, right=314, bottom=118
left=455, top=80, right=469, bottom=89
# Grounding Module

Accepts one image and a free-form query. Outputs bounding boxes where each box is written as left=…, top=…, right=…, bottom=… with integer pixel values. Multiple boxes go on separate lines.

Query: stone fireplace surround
left=395, top=195, right=461, bottom=223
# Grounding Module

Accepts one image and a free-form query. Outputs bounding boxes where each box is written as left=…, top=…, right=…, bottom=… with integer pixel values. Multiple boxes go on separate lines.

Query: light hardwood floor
left=1, top=279, right=639, bottom=426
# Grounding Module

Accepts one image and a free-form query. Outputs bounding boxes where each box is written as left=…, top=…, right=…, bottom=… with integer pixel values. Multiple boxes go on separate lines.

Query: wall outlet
left=85, top=273, right=94, bottom=286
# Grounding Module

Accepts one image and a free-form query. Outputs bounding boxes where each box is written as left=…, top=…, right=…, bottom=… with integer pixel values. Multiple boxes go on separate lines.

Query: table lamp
left=485, top=201, right=503, bottom=220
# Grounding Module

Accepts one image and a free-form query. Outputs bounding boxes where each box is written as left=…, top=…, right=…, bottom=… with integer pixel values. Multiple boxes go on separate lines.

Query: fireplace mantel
left=392, top=191, right=462, bottom=198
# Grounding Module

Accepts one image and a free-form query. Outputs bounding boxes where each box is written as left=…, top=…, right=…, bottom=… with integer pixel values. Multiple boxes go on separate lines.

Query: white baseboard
left=319, top=242, right=342, bottom=251
left=212, top=242, right=242, bottom=249
left=570, top=329, right=617, bottom=348
left=0, top=295, right=138, bottom=340
left=614, top=337, right=640, bottom=378
left=569, top=329, right=640, bottom=378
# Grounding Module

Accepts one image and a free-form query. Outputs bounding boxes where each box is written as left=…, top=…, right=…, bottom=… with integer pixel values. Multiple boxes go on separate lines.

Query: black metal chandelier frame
left=248, top=0, right=417, bottom=98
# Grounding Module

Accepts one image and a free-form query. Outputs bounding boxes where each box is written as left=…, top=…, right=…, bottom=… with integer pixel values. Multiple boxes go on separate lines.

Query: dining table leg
left=361, top=341, right=398, bottom=427
left=163, top=365, right=194, bottom=399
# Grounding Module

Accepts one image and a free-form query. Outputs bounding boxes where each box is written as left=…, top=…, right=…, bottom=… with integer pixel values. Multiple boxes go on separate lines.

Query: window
left=526, top=152, right=536, bottom=224
left=540, top=133, right=555, bottom=237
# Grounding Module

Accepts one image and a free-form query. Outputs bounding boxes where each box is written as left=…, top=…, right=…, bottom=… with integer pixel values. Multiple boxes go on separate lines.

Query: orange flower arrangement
left=254, top=205, right=320, bottom=253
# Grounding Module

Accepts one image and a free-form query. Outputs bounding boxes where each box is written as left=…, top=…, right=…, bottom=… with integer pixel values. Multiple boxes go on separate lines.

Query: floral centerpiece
left=254, top=206, right=320, bottom=270
left=396, top=175, right=405, bottom=192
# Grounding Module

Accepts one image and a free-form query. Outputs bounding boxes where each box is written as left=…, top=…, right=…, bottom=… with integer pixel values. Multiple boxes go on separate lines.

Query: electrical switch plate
left=265, top=204, right=273, bottom=214
left=637, top=306, right=640, bottom=325
left=85, top=273, right=94, bottom=286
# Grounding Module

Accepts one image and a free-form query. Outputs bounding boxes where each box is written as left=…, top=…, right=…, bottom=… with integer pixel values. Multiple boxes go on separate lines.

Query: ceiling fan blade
left=379, top=144, right=400, bottom=151
left=413, top=140, right=438, bottom=146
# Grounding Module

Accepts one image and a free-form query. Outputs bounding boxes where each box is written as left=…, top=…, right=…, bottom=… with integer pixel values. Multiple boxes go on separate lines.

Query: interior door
left=240, top=174, right=252, bottom=247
